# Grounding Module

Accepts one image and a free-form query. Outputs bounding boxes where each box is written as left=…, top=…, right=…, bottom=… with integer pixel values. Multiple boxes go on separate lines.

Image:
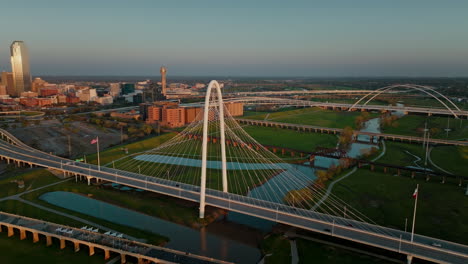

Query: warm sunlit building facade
left=10, top=41, right=32, bottom=96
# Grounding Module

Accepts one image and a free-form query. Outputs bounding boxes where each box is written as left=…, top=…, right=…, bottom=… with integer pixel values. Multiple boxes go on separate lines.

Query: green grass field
left=382, top=115, right=468, bottom=140
left=0, top=168, right=62, bottom=198
left=296, top=238, right=394, bottom=264
left=261, top=234, right=291, bottom=264
left=87, top=133, right=176, bottom=165
left=378, top=141, right=437, bottom=170
left=244, top=107, right=378, bottom=129
left=430, top=146, right=468, bottom=176
left=243, top=125, right=337, bottom=152
left=330, top=169, right=468, bottom=244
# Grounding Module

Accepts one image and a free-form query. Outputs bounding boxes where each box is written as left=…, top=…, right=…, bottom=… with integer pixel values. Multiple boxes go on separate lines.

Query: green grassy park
left=261, top=234, right=291, bottom=264
left=296, top=238, right=394, bottom=264
left=0, top=168, right=62, bottom=198
left=430, top=146, right=468, bottom=176
left=330, top=168, right=468, bottom=244
left=382, top=115, right=468, bottom=140
left=244, top=107, right=379, bottom=129
left=243, top=125, right=337, bottom=152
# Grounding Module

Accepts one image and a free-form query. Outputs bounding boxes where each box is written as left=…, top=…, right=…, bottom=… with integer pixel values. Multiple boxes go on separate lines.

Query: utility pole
left=67, top=135, right=72, bottom=158
left=411, top=184, right=419, bottom=243
left=445, top=116, right=451, bottom=138
left=422, top=121, right=428, bottom=149
left=424, top=133, right=431, bottom=167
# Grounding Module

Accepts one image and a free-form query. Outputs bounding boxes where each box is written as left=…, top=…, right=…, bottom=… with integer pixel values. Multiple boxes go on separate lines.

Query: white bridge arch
left=199, top=80, right=228, bottom=218
left=349, top=84, right=461, bottom=118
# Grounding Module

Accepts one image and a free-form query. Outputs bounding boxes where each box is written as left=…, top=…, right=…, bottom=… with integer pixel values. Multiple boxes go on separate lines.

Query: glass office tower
left=10, top=41, right=32, bottom=96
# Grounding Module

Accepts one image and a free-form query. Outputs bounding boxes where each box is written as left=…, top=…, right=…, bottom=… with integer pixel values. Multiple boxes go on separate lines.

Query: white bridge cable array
left=113, top=81, right=395, bottom=237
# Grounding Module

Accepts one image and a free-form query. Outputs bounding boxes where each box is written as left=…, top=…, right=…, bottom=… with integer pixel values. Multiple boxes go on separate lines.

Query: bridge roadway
left=224, top=97, right=468, bottom=118
left=0, top=211, right=231, bottom=264
left=226, top=90, right=376, bottom=96
left=236, top=118, right=468, bottom=147
left=0, top=133, right=466, bottom=263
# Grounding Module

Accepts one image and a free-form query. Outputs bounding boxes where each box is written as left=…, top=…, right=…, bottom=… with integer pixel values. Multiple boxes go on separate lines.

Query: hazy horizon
left=1, top=0, right=467, bottom=77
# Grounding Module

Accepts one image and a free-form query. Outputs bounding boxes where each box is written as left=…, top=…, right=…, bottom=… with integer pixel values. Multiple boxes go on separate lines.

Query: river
left=40, top=191, right=261, bottom=264
left=39, top=116, right=382, bottom=263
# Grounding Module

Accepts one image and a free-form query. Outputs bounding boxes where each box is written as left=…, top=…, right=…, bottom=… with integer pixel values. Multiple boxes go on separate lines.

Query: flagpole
left=411, top=184, right=419, bottom=242
left=97, top=136, right=100, bottom=171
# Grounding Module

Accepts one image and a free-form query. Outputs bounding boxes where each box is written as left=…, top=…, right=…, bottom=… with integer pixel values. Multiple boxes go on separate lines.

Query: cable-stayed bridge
left=0, top=81, right=466, bottom=264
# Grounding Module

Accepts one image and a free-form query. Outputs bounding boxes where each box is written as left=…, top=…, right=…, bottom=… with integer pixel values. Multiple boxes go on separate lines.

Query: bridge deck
left=0, top=211, right=231, bottom=264
left=237, top=118, right=468, bottom=147
left=0, top=130, right=466, bottom=264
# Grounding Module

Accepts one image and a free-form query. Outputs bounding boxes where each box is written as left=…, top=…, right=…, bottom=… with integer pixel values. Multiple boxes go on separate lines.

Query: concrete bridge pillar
left=411, top=172, right=415, bottom=179
left=407, top=255, right=413, bottom=264
left=397, top=169, right=401, bottom=177
left=20, top=229, right=26, bottom=240
left=60, top=239, right=66, bottom=249
left=442, top=176, right=446, bottom=184
left=383, top=167, right=388, bottom=173
left=121, top=254, right=127, bottom=264
left=32, top=232, right=39, bottom=243
left=458, top=178, right=462, bottom=187
left=7, top=226, right=14, bottom=237
left=46, top=236, right=52, bottom=246
left=87, top=177, right=91, bottom=186
left=104, top=249, right=111, bottom=260
left=89, top=245, right=95, bottom=256
left=425, top=175, right=430, bottom=181
left=309, top=155, right=316, bottom=167
left=74, top=241, right=80, bottom=252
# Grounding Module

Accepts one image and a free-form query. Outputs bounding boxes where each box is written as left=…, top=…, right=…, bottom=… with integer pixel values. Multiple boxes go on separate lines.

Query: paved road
left=0, top=131, right=467, bottom=264
left=224, top=97, right=468, bottom=118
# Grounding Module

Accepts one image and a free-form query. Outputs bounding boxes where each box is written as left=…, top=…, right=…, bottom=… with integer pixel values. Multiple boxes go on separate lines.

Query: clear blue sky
left=1, top=0, right=467, bottom=77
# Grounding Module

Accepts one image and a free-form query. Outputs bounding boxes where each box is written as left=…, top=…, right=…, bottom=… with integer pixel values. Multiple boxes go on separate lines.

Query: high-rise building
left=10, top=41, right=32, bottom=96
left=109, top=83, right=121, bottom=97
left=1, top=72, right=15, bottom=96
left=160, top=66, right=167, bottom=96
left=121, top=83, right=135, bottom=95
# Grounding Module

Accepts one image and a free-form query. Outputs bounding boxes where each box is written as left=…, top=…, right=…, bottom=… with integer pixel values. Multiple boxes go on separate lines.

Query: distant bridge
left=223, top=97, right=468, bottom=118
left=236, top=118, right=468, bottom=147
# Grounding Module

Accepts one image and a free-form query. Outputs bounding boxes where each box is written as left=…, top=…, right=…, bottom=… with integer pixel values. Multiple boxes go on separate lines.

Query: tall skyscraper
left=160, top=66, right=167, bottom=96
left=1, top=72, right=15, bottom=96
left=10, top=41, right=32, bottom=96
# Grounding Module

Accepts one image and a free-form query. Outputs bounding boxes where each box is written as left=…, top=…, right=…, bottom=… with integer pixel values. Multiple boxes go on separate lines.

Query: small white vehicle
left=431, top=242, right=442, bottom=248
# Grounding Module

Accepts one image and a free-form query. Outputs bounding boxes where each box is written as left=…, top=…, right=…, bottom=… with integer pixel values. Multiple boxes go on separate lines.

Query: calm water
left=40, top=191, right=261, bottom=264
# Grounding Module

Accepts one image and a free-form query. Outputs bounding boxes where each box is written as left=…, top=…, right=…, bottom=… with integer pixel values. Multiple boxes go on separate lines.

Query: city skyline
left=0, top=0, right=467, bottom=77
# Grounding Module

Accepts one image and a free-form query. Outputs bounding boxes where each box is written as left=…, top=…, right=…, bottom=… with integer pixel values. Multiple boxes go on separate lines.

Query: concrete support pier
left=407, top=255, right=413, bottom=264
